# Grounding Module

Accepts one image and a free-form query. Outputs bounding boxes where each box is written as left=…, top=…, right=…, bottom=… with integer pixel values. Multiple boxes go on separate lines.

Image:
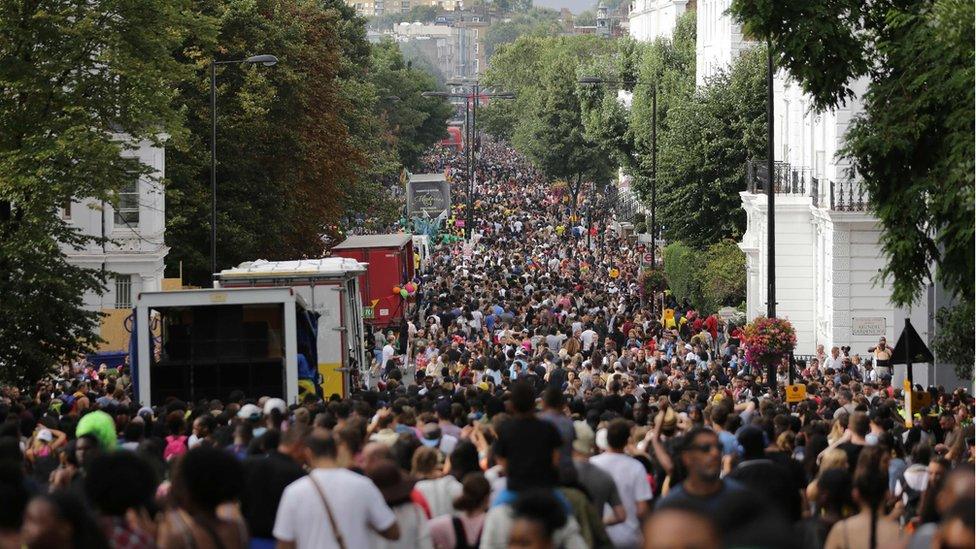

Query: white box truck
left=132, top=287, right=311, bottom=406
left=215, top=258, right=369, bottom=399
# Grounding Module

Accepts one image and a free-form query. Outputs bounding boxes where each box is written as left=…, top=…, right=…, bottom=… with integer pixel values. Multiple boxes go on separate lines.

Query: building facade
left=61, top=138, right=169, bottom=351
left=394, top=21, right=479, bottom=80
left=737, top=76, right=958, bottom=388
left=694, top=0, right=753, bottom=87
left=628, top=0, right=689, bottom=42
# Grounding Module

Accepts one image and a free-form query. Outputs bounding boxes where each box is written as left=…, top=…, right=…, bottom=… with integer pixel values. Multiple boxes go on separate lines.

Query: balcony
left=745, top=159, right=868, bottom=212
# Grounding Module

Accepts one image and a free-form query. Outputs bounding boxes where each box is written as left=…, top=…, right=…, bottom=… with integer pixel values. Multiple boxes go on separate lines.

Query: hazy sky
left=533, top=0, right=595, bottom=14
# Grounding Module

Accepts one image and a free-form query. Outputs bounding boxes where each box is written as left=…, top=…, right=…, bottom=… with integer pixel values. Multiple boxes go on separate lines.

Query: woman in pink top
left=428, top=473, right=491, bottom=549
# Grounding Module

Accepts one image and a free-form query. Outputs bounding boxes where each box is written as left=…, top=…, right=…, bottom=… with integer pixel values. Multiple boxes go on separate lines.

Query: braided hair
left=853, top=446, right=889, bottom=549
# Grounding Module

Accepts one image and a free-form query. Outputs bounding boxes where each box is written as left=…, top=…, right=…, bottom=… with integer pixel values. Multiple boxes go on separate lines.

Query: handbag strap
left=309, top=474, right=346, bottom=549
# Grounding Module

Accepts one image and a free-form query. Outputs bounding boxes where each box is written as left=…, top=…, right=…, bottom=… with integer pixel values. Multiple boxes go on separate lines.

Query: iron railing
left=747, top=159, right=869, bottom=212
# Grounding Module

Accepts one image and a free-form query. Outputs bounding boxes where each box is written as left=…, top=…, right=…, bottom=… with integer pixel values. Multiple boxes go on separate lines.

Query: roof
left=218, top=257, right=367, bottom=279
left=331, top=233, right=413, bottom=250
left=409, top=173, right=447, bottom=183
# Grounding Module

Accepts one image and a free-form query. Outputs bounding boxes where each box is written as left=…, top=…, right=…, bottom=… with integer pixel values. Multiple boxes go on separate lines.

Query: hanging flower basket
left=741, top=316, right=797, bottom=364
left=639, top=267, right=667, bottom=295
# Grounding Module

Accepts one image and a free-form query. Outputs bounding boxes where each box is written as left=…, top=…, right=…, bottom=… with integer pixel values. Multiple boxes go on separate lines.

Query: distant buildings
left=628, top=0, right=689, bottom=42
left=393, top=20, right=479, bottom=80
left=349, top=0, right=464, bottom=18
left=695, top=0, right=752, bottom=87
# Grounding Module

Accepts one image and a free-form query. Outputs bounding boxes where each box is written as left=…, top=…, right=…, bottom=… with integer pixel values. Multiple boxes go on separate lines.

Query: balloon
left=609, top=268, right=620, bottom=279
left=405, top=283, right=416, bottom=294
left=400, top=289, right=409, bottom=298
left=392, top=286, right=401, bottom=295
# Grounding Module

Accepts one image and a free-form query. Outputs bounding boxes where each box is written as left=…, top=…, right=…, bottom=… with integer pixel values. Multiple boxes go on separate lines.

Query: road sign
left=786, top=384, right=807, bottom=403
left=641, top=252, right=653, bottom=265
left=363, top=306, right=374, bottom=319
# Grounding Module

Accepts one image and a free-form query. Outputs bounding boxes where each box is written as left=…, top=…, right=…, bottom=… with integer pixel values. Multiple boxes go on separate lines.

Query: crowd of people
left=0, top=141, right=973, bottom=549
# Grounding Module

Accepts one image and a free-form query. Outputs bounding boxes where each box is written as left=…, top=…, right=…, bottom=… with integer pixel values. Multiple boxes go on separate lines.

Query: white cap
left=237, top=404, right=262, bottom=420
left=37, top=429, right=53, bottom=443
left=263, top=398, right=287, bottom=416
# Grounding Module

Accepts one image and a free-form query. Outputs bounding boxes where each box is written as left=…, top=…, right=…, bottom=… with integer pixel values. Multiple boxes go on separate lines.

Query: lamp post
left=422, top=84, right=515, bottom=240
left=210, top=54, right=278, bottom=277
left=766, top=39, right=777, bottom=396
left=579, top=77, right=657, bottom=266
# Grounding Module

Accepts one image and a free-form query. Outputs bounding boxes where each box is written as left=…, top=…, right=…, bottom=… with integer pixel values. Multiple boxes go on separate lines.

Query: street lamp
left=210, top=54, right=278, bottom=277
left=579, top=77, right=657, bottom=267
left=422, top=83, right=515, bottom=240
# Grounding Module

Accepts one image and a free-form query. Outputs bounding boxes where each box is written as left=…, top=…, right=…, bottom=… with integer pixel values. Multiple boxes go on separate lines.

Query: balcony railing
left=746, top=159, right=869, bottom=212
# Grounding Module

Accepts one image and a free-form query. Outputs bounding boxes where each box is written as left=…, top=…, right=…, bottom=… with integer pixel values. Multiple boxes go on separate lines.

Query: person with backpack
left=428, top=473, right=491, bottom=549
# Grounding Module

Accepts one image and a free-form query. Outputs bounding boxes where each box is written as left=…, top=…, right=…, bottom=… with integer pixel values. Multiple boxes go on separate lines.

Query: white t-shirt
left=382, top=344, right=396, bottom=368
left=580, top=329, right=597, bottom=351
left=590, top=452, right=653, bottom=548
left=273, top=468, right=396, bottom=548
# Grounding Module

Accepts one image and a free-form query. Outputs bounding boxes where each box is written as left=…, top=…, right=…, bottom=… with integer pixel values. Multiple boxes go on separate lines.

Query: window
left=115, top=274, right=132, bottom=309
left=114, top=179, right=139, bottom=227
left=61, top=198, right=72, bottom=219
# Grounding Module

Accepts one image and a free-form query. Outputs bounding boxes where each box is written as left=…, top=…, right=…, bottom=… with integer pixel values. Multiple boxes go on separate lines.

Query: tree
left=931, top=302, right=974, bottom=380
left=482, top=7, right=565, bottom=60
left=730, top=0, right=975, bottom=310
left=655, top=44, right=766, bottom=248
left=369, top=40, right=453, bottom=170
left=0, top=0, right=200, bottom=384
left=166, top=0, right=366, bottom=286
left=484, top=35, right=614, bottom=214
left=698, top=240, right=746, bottom=313
left=662, top=242, right=703, bottom=308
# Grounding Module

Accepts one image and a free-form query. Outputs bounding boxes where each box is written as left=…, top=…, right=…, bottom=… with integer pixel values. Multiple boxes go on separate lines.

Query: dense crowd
left=0, top=141, right=973, bottom=549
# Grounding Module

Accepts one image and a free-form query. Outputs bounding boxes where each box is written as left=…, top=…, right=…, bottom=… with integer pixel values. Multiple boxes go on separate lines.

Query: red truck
left=331, top=234, right=415, bottom=328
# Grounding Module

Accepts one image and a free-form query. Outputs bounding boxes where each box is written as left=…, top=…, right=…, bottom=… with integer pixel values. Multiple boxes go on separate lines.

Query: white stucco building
left=737, top=76, right=958, bottom=388
left=62, top=137, right=169, bottom=350
left=628, top=0, right=689, bottom=42
left=695, top=0, right=754, bottom=87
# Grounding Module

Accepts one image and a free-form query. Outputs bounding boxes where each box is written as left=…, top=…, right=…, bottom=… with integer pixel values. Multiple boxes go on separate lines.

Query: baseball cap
left=263, top=398, right=287, bottom=416
left=237, top=404, right=262, bottom=421
left=572, top=421, right=595, bottom=455
left=36, top=429, right=53, bottom=443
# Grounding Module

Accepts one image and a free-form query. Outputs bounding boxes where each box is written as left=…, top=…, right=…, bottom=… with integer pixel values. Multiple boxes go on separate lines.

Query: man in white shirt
left=274, top=432, right=399, bottom=548
left=580, top=326, right=597, bottom=355
left=381, top=336, right=397, bottom=371
left=591, top=419, right=653, bottom=549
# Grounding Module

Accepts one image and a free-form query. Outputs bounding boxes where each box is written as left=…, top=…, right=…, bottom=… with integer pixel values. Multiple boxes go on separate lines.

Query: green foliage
left=167, top=1, right=452, bottom=286
left=699, top=240, right=746, bottom=314
left=639, top=267, right=668, bottom=294
left=662, top=240, right=745, bottom=314
left=485, top=35, right=614, bottom=212
left=575, top=10, right=596, bottom=26
left=731, top=0, right=974, bottom=310
left=663, top=242, right=703, bottom=307
left=369, top=39, right=453, bottom=170
left=931, top=301, right=975, bottom=380
left=0, top=0, right=200, bottom=384
left=656, top=44, right=766, bottom=248
left=483, top=8, right=565, bottom=60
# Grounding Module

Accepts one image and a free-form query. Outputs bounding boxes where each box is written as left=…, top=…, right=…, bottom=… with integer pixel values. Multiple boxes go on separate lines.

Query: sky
left=532, top=0, right=595, bottom=14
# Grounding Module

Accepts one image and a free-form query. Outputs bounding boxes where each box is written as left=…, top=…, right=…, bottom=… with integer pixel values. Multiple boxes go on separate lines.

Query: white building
left=738, top=76, right=958, bottom=388
left=393, top=22, right=478, bottom=80
left=628, top=0, right=688, bottom=42
left=62, top=137, right=169, bottom=350
left=695, top=0, right=754, bottom=87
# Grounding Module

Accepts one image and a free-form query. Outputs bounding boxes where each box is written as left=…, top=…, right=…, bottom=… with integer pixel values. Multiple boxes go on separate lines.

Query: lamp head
left=578, top=76, right=603, bottom=84
left=245, top=54, right=278, bottom=67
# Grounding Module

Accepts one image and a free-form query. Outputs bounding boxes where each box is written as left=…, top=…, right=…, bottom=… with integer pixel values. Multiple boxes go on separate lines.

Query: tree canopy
left=730, top=0, right=974, bottom=309
left=0, top=0, right=198, bottom=383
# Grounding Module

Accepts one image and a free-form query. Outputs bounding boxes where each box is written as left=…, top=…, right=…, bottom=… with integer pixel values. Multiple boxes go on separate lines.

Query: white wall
left=695, top=0, right=754, bottom=87
left=628, top=0, right=688, bottom=42
left=62, top=137, right=169, bottom=311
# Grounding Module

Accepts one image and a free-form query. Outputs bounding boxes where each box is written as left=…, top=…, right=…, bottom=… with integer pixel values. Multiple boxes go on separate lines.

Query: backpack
left=899, top=470, right=923, bottom=520
left=164, top=435, right=188, bottom=461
